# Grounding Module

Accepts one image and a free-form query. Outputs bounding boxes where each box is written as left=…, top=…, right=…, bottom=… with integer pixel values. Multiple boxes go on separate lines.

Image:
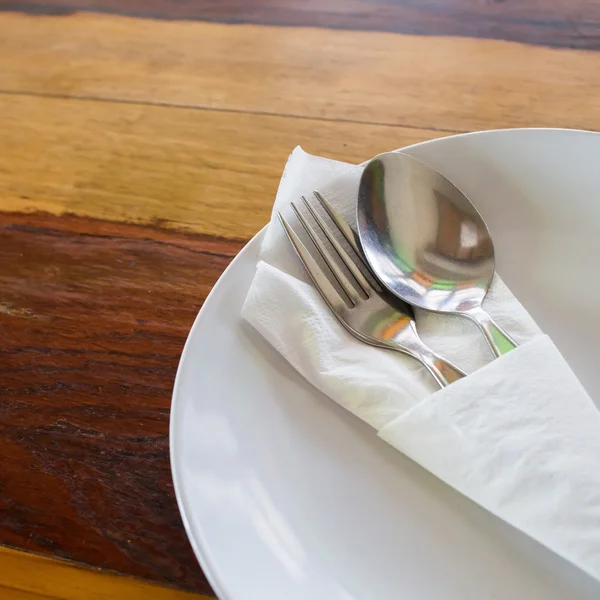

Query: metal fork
left=278, top=191, right=465, bottom=387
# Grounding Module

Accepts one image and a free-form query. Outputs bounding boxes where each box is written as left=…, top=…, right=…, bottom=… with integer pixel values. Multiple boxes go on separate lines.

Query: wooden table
left=1, top=1, right=599, bottom=598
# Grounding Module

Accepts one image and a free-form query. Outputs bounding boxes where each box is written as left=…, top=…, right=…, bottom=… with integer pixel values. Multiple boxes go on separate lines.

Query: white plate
left=171, top=129, right=600, bottom=600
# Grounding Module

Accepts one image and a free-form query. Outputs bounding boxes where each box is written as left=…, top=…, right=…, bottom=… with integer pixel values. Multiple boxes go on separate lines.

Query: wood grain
left=1, top=586, right=49, bottom=600
left=0, top=92, right=447, bottom=239
left=1, top=4, right=599, bottom=596
left=0, top=210, right=245, bottom=594
left=1, top=14, right=600, bottom=133
left=0, top=546, right=209, bottom=599
left=1, top=0, right=600, bottom=49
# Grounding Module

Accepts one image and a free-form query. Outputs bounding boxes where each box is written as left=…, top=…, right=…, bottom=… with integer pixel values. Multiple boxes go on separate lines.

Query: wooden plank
left=0, top=546, right=210, bottom=599
left=1, top=585, right=56, bottom=600
left=1, top=15, right=600, bottom=133
left=1, top=0, right=599, bottom=49
left=0, top=92, right=446, bottom=239
left=0, top=211, right=244, bottom=593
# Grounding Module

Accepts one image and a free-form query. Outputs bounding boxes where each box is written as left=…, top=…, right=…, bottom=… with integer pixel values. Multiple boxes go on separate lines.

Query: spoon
left=356, top=151, right=516, bottom=357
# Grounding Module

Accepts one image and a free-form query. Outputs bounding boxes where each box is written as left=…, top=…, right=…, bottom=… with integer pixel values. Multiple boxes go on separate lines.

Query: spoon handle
left=464, top=305, right=517, bottom=357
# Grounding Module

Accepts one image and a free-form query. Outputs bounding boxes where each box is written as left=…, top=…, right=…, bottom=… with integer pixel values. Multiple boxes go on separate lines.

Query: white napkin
left=242, top=147, right=600, bottom=582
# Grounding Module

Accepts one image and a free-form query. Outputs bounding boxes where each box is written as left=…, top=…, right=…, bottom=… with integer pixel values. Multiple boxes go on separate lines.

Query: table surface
left=1, top=0, right=600, bottom=598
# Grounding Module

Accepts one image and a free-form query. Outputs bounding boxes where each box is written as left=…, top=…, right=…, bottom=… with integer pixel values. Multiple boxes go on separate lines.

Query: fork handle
left=412, top=344, right=465, bottom=388
left=391, top=325, right=465, bottom=387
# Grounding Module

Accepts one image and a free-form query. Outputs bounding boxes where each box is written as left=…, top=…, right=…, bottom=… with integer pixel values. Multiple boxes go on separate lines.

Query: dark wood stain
left=1, top=0, right=600, bottom=49
left=0, top=211, right=246, bottom=594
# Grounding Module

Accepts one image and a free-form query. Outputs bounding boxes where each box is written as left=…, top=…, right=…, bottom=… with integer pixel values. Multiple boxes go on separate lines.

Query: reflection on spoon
left=357, top=152, right=516, bottom=357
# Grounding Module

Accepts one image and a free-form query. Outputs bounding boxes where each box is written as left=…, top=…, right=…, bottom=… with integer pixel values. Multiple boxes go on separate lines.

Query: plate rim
left=170, top=229, right=264, bottom=600
left=169, top=127, right=600, bottom=600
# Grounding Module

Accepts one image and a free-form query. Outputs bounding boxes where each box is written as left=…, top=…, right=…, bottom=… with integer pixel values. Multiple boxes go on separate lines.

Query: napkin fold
left=242, top=147, right=600, bottom=582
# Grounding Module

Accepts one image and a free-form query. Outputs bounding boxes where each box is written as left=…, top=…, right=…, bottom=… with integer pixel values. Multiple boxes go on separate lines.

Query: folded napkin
left=242, top=147, right=600, bottom=582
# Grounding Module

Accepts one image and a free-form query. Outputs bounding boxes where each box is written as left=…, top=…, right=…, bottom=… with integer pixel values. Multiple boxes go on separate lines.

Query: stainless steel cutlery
left=278, top=192, right=465, bottom=388
left=357, top=152, right=517, bottom=357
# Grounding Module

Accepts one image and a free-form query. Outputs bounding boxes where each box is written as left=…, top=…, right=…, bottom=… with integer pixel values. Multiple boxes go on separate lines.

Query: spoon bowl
left=357, top=152, right=516, bottom=356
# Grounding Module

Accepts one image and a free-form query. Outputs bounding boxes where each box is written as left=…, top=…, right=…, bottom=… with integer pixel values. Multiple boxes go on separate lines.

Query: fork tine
left=290, top=203, right=362, bottom=305
left=277, top=213, right=352, bottom=311
left=312, top=190, right=382, bottom=292
left=301, top=195, right=372, bottom=297
left=312, top=190, right=361, bottom=256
